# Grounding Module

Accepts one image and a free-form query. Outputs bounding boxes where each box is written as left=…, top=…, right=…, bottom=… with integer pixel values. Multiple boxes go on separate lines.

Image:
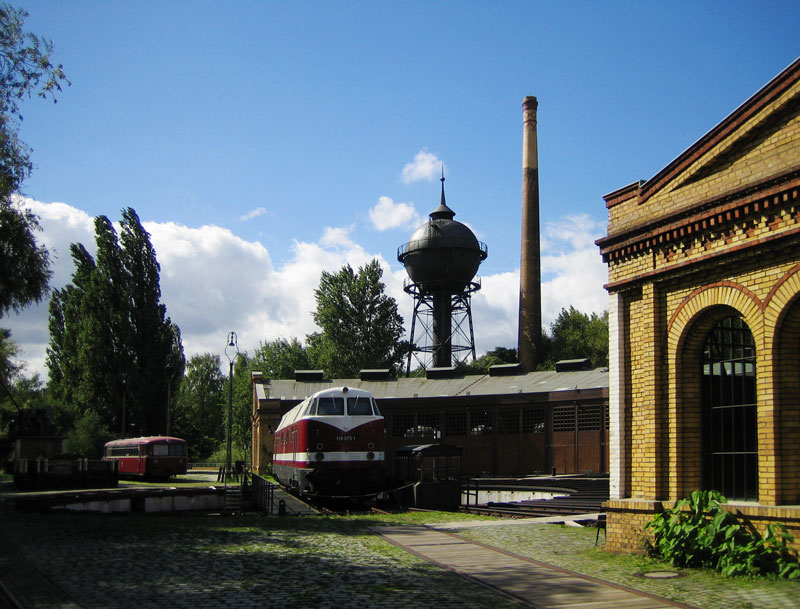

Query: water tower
left=397, top=175, right=488, bottom=373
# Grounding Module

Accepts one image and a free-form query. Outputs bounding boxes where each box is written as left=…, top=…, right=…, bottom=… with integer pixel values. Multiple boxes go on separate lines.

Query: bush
left=65, top=410, right=112, bottom=459
left=645, top=489, right=800, bottom=578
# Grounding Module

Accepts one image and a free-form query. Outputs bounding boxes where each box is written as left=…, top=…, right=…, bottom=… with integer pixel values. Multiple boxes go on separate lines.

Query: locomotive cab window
left=317, top=397, right=344, bottom=415
left=347, top=396, right=374, bottom=415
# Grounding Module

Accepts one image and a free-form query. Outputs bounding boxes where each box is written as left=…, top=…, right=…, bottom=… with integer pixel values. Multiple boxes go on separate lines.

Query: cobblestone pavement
left=1, top=498, right=798, bottom=609
left=0, top=502, right=529, bottom=609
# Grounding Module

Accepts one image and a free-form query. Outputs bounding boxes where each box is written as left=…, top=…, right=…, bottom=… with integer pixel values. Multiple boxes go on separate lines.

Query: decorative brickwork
left=599, top=58, right=800, bottom=553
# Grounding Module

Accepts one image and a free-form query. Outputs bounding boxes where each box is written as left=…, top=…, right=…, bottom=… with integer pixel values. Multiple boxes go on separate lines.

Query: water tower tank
left=397, top=176, right=487, bottom=371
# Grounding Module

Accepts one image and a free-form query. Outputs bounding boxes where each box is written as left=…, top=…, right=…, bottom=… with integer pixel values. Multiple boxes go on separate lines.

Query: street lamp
left=224, top=331, right=239, bottom=485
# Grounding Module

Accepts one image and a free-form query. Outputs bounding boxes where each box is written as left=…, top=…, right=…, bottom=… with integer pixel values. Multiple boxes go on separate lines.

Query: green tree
left=457, top=346, right=518, bottom=375
left=538, top=307, right=608, bottom=370
left=0, top=3, right=68, bottom=317
left=250, top=337, right=309, bottom=379
left=46, top=208, right=185, bottom=439
left=65, top=409, right=111, bottom=459
left=172, top=353, right=225, bottom=461
left=307, top=260, right=407, bottom=378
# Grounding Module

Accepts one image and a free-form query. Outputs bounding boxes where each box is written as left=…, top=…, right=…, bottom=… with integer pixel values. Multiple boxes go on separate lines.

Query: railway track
left=462, top=476, right=608, bottom=520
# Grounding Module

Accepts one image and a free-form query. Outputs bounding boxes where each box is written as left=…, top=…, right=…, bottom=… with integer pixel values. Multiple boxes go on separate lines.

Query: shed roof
left=255, top=368, right=608, bottom=403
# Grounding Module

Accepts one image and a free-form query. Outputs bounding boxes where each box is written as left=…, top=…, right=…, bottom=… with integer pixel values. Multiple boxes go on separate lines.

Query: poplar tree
left=47, top=208, right=184, bottom=438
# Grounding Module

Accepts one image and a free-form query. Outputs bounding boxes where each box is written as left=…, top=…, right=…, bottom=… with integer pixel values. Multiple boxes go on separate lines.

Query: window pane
left=317, top=397, right=344, bottom=415
left=347, top=396, right=373, bottom=415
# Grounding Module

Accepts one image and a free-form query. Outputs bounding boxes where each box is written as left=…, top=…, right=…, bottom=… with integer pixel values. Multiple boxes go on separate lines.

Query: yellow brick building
left=597, top=57, right=800, bottom=553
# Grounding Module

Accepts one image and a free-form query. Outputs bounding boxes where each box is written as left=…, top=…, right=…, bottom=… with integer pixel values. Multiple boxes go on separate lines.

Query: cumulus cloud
left=468, top=214, right=608, bottom=353
left=4, top=199, right=401, bottom=379
left=5, top=198, right=607, bottom=377
left=239, top=207, right=270, bottom=221
left=540, top=214, right=608, bottom=327
left=400, top=149, right=443, bottom=184
left=368, top=196, right=421, bottom=231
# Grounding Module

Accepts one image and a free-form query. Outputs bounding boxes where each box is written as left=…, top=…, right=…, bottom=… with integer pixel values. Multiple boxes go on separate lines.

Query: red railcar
left=273, top=386, right=385, bottom=497
left=103, top=436, right=188, bottom=479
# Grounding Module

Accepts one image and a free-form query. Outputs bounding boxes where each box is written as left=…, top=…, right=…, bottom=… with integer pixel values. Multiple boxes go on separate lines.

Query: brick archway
left=765, top=266, right=800, bottom=504
left=665, top=283, right=762, bottom=500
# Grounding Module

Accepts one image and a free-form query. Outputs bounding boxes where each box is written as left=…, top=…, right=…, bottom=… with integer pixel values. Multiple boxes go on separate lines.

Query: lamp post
left=224, top=331, right=239, bottom=485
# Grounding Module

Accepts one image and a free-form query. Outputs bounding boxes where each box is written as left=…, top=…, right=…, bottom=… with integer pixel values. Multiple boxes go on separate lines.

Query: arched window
left=701, top=316, right=757, bottom=500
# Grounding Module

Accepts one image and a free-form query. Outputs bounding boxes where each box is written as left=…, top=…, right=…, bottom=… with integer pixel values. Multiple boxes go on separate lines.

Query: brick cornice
left=597, top=173, right=800, bottom=260
left=603, top=223, right=800, bottom=293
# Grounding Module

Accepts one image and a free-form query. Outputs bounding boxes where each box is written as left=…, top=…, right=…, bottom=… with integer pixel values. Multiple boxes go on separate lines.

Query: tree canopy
left=538, top=307, right=609, bottom=370
left=249, top=337, right=310, bottom=380
left=47, top=208, right=184, bottom=441
left=0, top=3, right=68, bottom=318
left=307, top=260, right=407, bottom=378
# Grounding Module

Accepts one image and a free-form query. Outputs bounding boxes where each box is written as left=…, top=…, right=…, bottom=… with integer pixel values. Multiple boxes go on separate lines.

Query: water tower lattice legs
left=405, top=289, right=477, bottom=373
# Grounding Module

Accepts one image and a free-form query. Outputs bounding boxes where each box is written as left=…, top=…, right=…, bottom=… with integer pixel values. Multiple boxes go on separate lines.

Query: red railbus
left=103, top=436, right=188, bottom=479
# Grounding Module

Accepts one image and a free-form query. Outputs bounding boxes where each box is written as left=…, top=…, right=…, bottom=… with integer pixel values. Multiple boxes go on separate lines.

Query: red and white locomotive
left=272, top=386, right=385, bottom=497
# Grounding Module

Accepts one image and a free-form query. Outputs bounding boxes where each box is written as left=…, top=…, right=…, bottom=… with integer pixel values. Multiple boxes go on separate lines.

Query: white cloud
left=239, top=207, right=270, bottom=221
left=469, top=214, right=608, bottom=353
left=401, top=149, right=443, bottom=184
left=4, top=198, right=608, bottom=377
left=368, top=196, right=421, bottom=231
left=540, top=213, right=608, bottom=328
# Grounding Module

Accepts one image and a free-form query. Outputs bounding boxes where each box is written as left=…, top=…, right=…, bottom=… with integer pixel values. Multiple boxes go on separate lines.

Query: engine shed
left=251, top=362, right=608, bottom=479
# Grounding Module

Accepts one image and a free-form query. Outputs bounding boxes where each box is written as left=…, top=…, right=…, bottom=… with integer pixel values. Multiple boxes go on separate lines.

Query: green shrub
left=645, top=489, right=800, bottom=578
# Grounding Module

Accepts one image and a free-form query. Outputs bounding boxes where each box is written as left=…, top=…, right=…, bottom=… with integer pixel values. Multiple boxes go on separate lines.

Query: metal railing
left=251, top=473, right=276, bottom=515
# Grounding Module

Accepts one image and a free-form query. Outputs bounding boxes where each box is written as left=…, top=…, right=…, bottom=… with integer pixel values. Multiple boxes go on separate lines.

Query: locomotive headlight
left=366, top=452, right=375, bottom=461
left=316, top=442, right=324, bottom=450
left=367, top=442, right=374, bottom=450
left=315, top=452, right=325, bottom=461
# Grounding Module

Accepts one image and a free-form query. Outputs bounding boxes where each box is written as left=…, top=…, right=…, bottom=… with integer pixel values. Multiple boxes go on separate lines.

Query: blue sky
left=6, top=0, right=800, bottom=378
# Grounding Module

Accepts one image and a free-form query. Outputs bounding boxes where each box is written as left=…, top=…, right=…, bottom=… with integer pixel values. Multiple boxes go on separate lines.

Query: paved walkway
left=375, top=524, right=694, bottom=609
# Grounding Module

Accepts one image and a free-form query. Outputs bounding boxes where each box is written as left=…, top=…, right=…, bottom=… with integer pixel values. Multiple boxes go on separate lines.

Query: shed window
left=392, top=414, right=415, bottom=438
left=499, top=409, right=520, bottom=434
left=522, top=407, right=546, bottom=433
left=444, top=412, right=467, bottom=436
left=470, top=411, right=492, bottom=436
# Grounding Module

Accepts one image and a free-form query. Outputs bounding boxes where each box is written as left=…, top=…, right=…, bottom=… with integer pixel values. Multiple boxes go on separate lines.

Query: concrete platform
left=272, top=486, right=319, bottom=515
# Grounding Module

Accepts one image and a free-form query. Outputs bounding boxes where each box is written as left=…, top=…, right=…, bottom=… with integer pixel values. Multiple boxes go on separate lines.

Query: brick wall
left=601, top=59, right=800, bottom=555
